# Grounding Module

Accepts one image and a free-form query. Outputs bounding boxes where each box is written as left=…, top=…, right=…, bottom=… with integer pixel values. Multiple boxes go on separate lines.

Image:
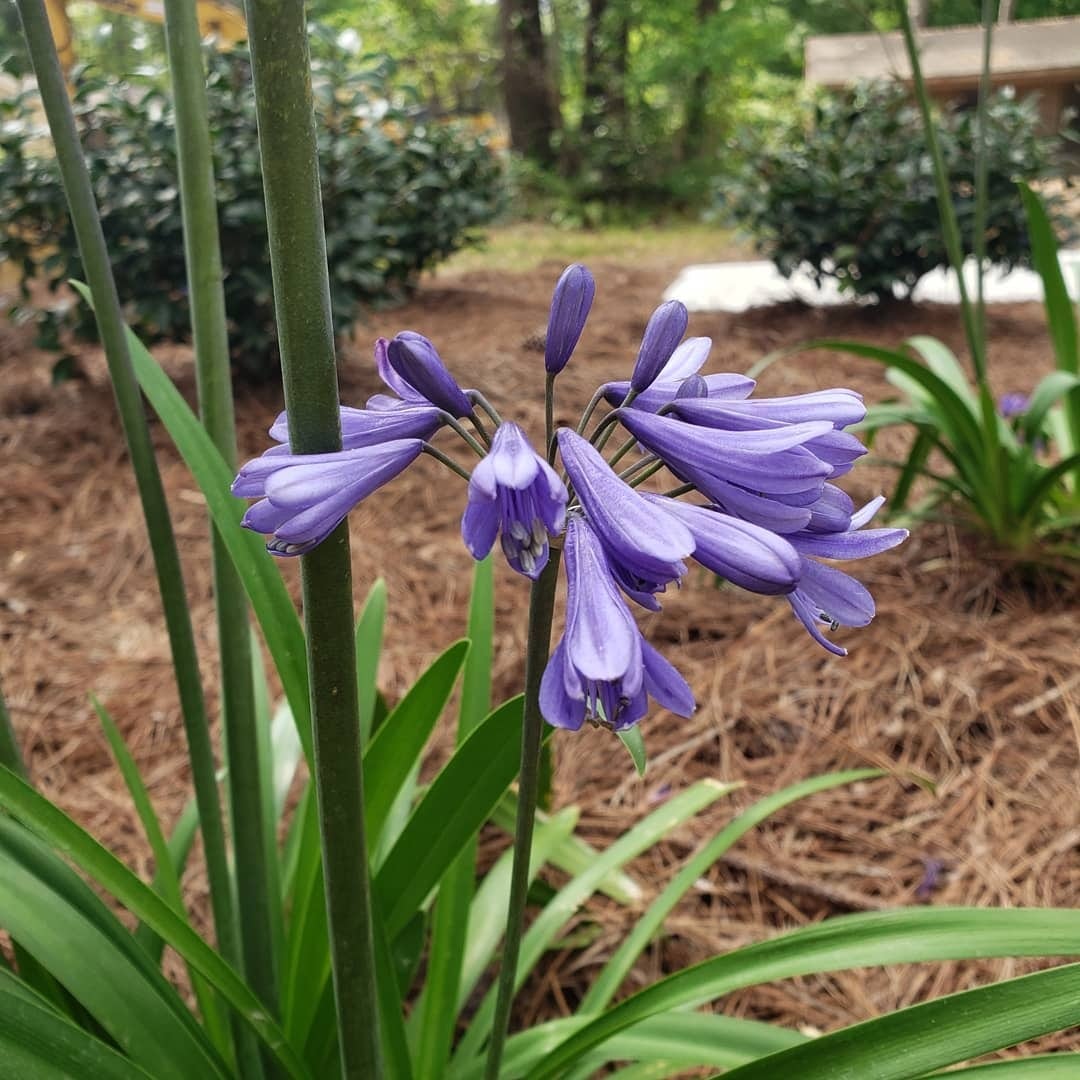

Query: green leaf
left=582, top=769, right=882, bottom=1014
left=525, top=908, right=1080, bottom=1079
left=1019, top=183, right=1078, bottom=375
left=489, top=793, right=643, bottom=906
left=0, top=764, right=311, bottom=1079
left=92, top=696, right=227, bottom=1050
left=410, top=556, right=493, bottom=1076
left=356, top=579, right=387, bottom=748
left=0, top=970, right=155, bottom=1079
left=722, top=962, right=1080, bottom=1080
left=925, top=1055, right=1080, bottom=1077
left=0, top=822, right=228, bottom=1079
left=456, top=807, right=580, bottom=1013
left=1020, top=371, right=1080, bottom=442
left=364, top=639, right=469, bottom=844
left=455, top=780, right=740, bottom=1066
left=76, top=287, right=313, bottom=764
left=617, top=727, right=647, bottom=776
left=374, top=696, right=528, bottom=939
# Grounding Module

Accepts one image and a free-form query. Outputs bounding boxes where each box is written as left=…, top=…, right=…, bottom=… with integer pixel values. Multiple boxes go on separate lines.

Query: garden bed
left=1, top=254, right=1077, bottom=1047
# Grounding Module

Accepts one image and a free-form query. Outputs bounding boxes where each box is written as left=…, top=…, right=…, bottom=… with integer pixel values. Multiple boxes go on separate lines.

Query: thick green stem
left=161, top=0, right=273, bottom=1066
left=0, top=677, right=27, bottom=782
left=242, top=5, right=381, bottom=1077
left=484, top=552, right=562, bottom=1080
left=14, top=0, right=239, bottom=981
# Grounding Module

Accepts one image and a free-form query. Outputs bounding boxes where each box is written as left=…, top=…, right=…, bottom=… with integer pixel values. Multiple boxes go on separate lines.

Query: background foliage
left=0, top=40, right=503, bottom=378
left=722, top=81, right=1064, bottom=299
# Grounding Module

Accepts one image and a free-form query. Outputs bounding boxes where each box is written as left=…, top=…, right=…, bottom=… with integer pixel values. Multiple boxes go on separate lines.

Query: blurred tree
left=498, top=0, right=560, bottom=163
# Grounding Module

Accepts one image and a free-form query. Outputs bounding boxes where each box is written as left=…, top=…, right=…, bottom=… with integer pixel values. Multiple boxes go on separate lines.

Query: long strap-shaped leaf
left=0, top=970, right=155, bottom=1080
left=454, top=780, right=739, bottom=1066
left=0, top=764, right=311, bottom=1079
left=721, top=962, right=1080, bottom=1080
left=524, top=907, right=1080, bottom=1078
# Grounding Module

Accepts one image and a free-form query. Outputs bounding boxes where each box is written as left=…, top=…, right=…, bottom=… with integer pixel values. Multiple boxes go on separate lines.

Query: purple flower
left=630, top=300, right=689, bottom=393
left=641, top=495, right=801, bottom=595
left=557, top=428, right=694, bottom=609
left=232, top=440, right=424, bottom=556
left=603, top=336, right=755, bottom=412
left=617, top=409, right=836, bottom=505
left=268, top=402, right=442, bottom=449
left=783, top=496, right=907, bottom=655
left=998, top=392, right=1029, bottom=419
left=461, top=422, right=568, bottom=579
left=669, top=397, right=867, bottom=478
left=545, top=264, right=596, bottom=374
left=539, top=516, right=695, bottom=731
left=386, top=331, right=473, bottom=418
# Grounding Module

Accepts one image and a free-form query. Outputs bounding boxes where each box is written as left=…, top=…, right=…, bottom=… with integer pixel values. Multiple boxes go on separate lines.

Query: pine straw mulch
left=2, top=257, right=1079, bottom=1058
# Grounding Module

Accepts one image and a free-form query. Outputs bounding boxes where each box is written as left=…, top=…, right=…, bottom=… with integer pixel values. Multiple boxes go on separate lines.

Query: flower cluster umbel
left=234, top=265, right=906, bottom=731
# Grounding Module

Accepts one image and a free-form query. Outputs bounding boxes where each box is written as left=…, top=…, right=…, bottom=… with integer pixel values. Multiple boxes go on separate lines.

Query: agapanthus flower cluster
left=234, top=264, right=906, bottom=731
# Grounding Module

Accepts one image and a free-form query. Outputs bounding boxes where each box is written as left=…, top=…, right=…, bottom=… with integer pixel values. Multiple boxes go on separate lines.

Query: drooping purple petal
left=545, top=264, right=596, bottom=374
left=644, top=495, right=801, bottom=595
left=790, top=526, right=907, bottom=561
left=796, top=559, right=875, bottom=627
left=563, top=516, right=641, bottom=683
left=631, top=300, right=689, bottom=393
left=708, top=389, right=866, bottom=429
left=387, top=332, right=473, bottom=418
left=557, top=428, right=693, bottom=598
left=788, top=590, right=848, bottom=657
left=641, top=640, right=695, bottom=719
left=805, top=484, right=856, bottom=533
left=461, top=422, right=568, bottom=579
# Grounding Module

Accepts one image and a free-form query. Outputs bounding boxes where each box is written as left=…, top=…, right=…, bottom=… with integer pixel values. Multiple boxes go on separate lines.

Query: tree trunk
left=582, top=0, right=628, bottom=138
left=682, top=0, right=719, bottom=161
left=907, top=0, right=930, bottom=28
left=498, top=0, right=559, bottom=165
left=998, top=0, right=1015, bottom=22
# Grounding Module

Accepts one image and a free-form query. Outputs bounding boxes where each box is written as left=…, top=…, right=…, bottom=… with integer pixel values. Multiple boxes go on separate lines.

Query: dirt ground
left=2, top=254, right=1079, bottom=1053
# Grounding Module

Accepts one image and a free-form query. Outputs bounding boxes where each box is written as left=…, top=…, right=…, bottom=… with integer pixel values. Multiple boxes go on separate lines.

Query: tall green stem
left=241, top=5, right=381, bottom=1077
left=898, top=2, right=985, bottom=379
left=485, top=552, right=562, bottom=1080
left=14, top=0, right=239, bottom=986
left=161, top=2, right=274, bottom=1068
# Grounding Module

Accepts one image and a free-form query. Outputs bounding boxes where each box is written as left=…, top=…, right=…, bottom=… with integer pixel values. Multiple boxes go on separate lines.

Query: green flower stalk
left=161, top=0, right=275, bottom=1067
left=14, top=0, right=240, bottom=1014
left=0, top=677, right=27, bottom=782
left=241, top=3, right=381, bottom=1076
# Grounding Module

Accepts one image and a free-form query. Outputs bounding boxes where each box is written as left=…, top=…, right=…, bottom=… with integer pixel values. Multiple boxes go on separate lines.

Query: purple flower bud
left=675, top=375, right=708, bottom=400
left=630, top=300, right=688, bottom=393
left=545, top=264, right=595, bottom=374
left=269, top=403, right=442, bottom=449
left=386, top=331, right=473, bottom=418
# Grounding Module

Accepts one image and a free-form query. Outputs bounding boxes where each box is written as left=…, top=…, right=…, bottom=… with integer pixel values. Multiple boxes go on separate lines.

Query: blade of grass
left=356, top=579, right=388, bottom=748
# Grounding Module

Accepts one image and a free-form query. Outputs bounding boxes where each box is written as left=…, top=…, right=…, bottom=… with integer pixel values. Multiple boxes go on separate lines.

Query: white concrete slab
left=664, top=253, right=1080, bottom=313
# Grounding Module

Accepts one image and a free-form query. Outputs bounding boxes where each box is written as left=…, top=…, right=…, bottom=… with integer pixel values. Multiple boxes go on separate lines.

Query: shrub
left=723, top=81, right=1064, bottom=300
left=0, top=45, right=504, bottom=379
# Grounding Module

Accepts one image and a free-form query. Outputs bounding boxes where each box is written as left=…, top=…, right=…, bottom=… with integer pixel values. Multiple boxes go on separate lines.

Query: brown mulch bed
left=2, top=258, right=1079, bottom=1052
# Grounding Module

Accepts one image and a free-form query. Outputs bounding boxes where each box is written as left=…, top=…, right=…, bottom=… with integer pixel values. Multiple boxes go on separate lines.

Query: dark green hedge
left=0, top=46, right=503, bottom=379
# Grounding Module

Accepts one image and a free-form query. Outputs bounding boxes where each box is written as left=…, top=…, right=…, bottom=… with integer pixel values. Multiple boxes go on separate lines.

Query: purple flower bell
left=539, top=516, right=695, bottom=731
left=557, top=428, right=694, bottom=609
left=545, top=264, right=596, bottom=375
left=232, top=439, right=424, bottom=556
left=461, top=422, right=568, bottom=579
left=386, top=331, right=473, bottom=418
left=268, top=402, right=442, bottom=450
